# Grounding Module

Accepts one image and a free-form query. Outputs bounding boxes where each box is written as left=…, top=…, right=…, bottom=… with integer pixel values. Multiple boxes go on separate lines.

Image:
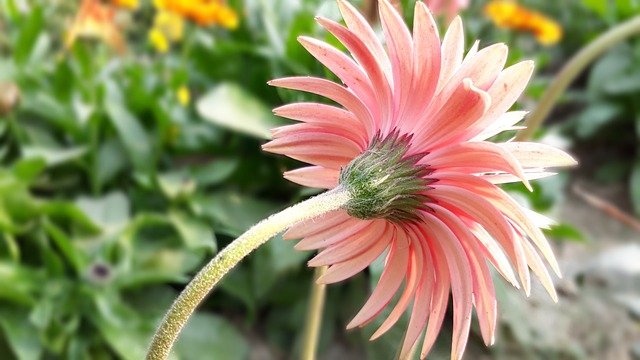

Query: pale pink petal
left=371, top=230, right=424, bottom=339
left=424, top=141, right=532, bottom=190
left=473, top=111, right=528, bottom=141
left=500, top=142, right=578, bottom=168
left=273, top=102, right=366, bottom=140
left=399, top=2, right=441, bottom=132
left=347, top=228, right=410, bottom=328
left=430, top=184, right=531, bottom=293
left=262, top=132, right=361, bottom=169
left=318, top=226, right=393, bottom=284
left=422, top=215, right=473, bottom=360
left=521, top=236, right=559, bottom=301
left=523, top=208, right=556, bottom=229
left=295, top=217, right=371, bottom=250
left=431, top=204, right=497, bottom=345
left=437, top=17, right=464, bottom=94
left=308, top=221, right=388, bottom=266
left=316, top=17, right=393, bottom=133
left=283, top=166, right=339, bottom=189
left=297, top=36, right=378, bottom=121
left=379, top=0, right=413, bottom=132
left=270, top=122, right=365, bottom=150
left=284, top=210, right=350, bottom=240
left=337, top=0, right=391, bottom=78
left=268, top=77, right=375, bottom=136
left=482, top=171, right=557, bottom=184
left=412, top=78, right=490, bottom=152
left=435, top=172, right=560, bottom=276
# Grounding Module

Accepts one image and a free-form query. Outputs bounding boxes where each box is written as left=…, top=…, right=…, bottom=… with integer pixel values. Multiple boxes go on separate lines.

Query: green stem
left=301, top=265, right=328, bottom=360
left=146, top=187, right=352, bottom=360
left=515, top=15, right=640, bottom=141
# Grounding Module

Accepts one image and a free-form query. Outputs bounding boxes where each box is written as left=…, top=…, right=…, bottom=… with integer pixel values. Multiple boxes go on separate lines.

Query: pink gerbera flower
left=426, top=0, right=470, bottom=21
left=263, top=0, right=575, bottom=359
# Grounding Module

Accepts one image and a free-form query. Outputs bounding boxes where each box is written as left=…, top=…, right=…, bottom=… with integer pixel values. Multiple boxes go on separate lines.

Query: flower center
left=338, top=130, right=434, bottom=223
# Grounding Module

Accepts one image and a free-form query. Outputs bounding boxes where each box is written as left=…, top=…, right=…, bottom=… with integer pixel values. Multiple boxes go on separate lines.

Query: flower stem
left=515, top=15, right=640, bottom=141
left=301, top=265, right=328, bottom=360
left=146, top=187, right=351, bottom=360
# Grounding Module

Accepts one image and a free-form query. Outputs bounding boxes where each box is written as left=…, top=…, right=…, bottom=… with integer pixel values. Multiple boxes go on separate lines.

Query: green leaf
left=11, top=158, right=46, bottom=183
left=43, top=221, right=86, bottom=272
left=603, top=71, right=640, bottom=95
left=582, top=0, right=608, bottom=18
left=252, top=234, right=307, bottom=301
left=197, top=83, right=283, bottom=139
left=0, top=306, right=43, bottom=360
left=13, top=6, right=43, bottom=65
left=75, top=192, right=130, bottom=231
left=174, top=312, right=249, bottom=360
left=104, top=85, right=154, bottom=174
left=168, top=211, right=216, bottom=252
left=0, top=262, right=39, bottom=305
left=21, top=146, right=87, bottom=166
left=190, top=158, right=239, bottom=187
left=543, top=223, right=586, bottom=243
left=157, top=170, right=197, bottom=200
left=576, top=102, right=621, bottom=138
left=631, top=159, right=640, bottom=214
left=95, top=138, right=127, bottom=189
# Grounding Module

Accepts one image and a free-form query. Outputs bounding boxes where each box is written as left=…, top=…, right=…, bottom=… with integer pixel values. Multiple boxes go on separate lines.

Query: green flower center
left=339, top=130, right=434, bottom=223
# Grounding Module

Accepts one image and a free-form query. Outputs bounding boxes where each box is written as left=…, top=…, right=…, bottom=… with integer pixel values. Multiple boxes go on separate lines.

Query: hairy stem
left=146, top=187, right=351, bottom=360
left=515, top=15, right=640, bottom=141
left=301, top=265, right=328, bottom=360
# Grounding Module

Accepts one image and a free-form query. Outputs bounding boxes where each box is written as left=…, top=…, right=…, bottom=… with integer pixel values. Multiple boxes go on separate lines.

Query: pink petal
left=500, top=142, right=578, bottom=168
left=347, top=228, right=410, bottom=328
left=482, top=171, right=557, bottom=184
left=336, top=0, right=391, bottom=78
left=295, top=217, right=371, bottom=250
left=521, top=236, right=559, bottom=301
left=379, top=0, right=413, bottom=133
left=437, top=17, right=464, bottom=94
left=435, top=172, right=560, bottom=276
left=297, top=36, right=378, bottom=120
left=431, top=204, right=497, bottom=346
left=424, top=141, right=532, bottom=191
left=473, top=111, right=527, bottom=141
left=430, top=184, right=531, bottom=293
left=283, top=166, right=339, bottom=189
left=262, top=131, right=360, bottom=169
left=284, top=210, right=350, bottom=240
left=399, top=2, right=441, bottom=132
left=267, top=77, right=375, bottom=136
left=370, top=230, right=424, bottom=339
left=308, top=220, right=388, bottom=266
left=270, top=120, right=365, bottom=150
left=318, top=225, right=393, bottom=284
left=412, top=78, right=490, bottom=152
left=421, top=215, right=473, bottom=360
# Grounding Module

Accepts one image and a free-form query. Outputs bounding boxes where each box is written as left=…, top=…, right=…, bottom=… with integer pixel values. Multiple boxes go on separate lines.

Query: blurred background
left=0, top=0, right=638, bottom=359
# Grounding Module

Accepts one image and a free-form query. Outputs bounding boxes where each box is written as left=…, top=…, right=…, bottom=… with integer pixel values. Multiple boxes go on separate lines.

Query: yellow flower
left=159, top=0, right=239, bottom=29
left=154, top=10, right=184, bottom=41
left=111, top=0, right=138, bottom=10
left=484, top=0, right=562, bottom=45
left=65, top=0, right=126, bottom=53
left=148, top=28, right=169, bottom=53
left=177, top=86, right=190, bottom=106
left=216, top=5, right=239, bottom=29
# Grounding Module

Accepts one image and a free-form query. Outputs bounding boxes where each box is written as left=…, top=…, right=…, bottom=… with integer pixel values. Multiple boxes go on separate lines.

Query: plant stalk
left=146, top=187, right=351, bottom=360
left=515, top=15, right=640, bottom=141
left=301, top=265, right=328, bottom=360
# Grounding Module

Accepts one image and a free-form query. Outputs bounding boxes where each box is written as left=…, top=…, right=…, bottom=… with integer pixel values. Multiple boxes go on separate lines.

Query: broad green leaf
left=543, top=223, right=586, bottom=243
left=197, top=82, right=283, bottom=139
left=190, top=158, right=239, bottom=187
left=252, top=234, right=307, bottom=301
left=631, top=159, right=640, bottom=214
left=22, top=146, right=87, bottom=166
left=0, top=306, right=42, bottom=360
left=104, top=85, right=154, bottom=174
left=157, top=170, right=197, bottom=200
left=75, top=192, right=130, bottom=231
left=11, top=157, right=46, bottom=183
left=0, top=262, right=39, bottom=305
left=169, top=211, right=216, bottom=252
left=582, top=0, right=607, bottom=18
left=219, top=266, right=256, bottom=313
left=576, top=102, right=621, bottom=138
left=43, top=221, right=86, bottom=272
left=95, top=138, right=127, bottom=189
left=174, top=312, right=249, bottom=360
left=13, top=6, right=43, bottom=65
left=41, top=201, right=101, bottom=234
left=603, top=71, right=640, bottom=95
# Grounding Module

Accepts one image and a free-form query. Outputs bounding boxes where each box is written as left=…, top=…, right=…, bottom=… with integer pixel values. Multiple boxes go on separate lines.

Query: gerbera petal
left=521, top=236, right=559, bottom=301
left=318, top=225, right=393, bottom=283
left=425, top=141, right=532, bottom=190
left=500, top=142, right=578, bottom=168
left=283, top=166, right=339, bottom=189
left=347, top=228, right=410, bottom=328
left=297, top=36, right=378, bottom=121
left=284, top=210, right=350, bottom=240
left=473, top=110, right=527, bottom=141
left=308, top=220, right=388, bottom=266
left=437, top=17, right=465, bottom=94
left=295, top=217, right=371, bottom=250
left=336, top=0, right=391, bottom=78
left=430, top=184, right=531, bottom=292
left=379, top=0, right=413, bottom=132
left=262, top=132, right=361, bottom=168
left=422, top=215, right=473, bottom=360
left=268, top=77, right=375, bottom=135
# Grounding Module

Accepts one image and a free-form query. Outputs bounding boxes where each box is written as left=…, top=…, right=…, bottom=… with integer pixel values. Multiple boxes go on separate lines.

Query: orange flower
left=111, top=0, right=139, bottom=10
left=484, top=0, right=562, bottom=45
left=65, top=0, right=126, bottom=52
left=159, top=0, right=239, bottom=29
